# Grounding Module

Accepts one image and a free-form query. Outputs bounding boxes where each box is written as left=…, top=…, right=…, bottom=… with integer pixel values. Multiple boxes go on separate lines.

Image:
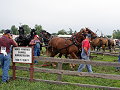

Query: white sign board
left=13, top=47, right=32, bottom=63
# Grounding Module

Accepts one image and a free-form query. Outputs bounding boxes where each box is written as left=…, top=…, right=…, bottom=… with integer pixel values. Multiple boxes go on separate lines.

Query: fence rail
left=15, top=66, right=120, bottom=80
left=91, top=51, right=119, bottom=56
left=15, top=76, right=120, bottom=90
left=34, top=56, right=120, bottom=67
left=11, top=56, right=120, bottom=89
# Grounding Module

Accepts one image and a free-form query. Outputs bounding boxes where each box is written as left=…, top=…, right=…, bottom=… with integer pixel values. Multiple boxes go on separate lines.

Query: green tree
left=57, top=29, right=67, bottom=35
left=21, top=25, right=30, bottom=35
left=106, top=35, right=112, bottom=38
left=51, top=33, right=57, bottom=35
left=0, top=29, right=5, bottom=33
left=34, top=24, right=43, bottom=35
left=112, top=30, right=120, bottom=39
left=11, top=25, right=18, bottom=35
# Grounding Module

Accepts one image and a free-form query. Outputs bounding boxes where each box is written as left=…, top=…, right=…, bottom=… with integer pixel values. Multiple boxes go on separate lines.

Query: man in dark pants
left=0, top=30, right=18, bottom=83
left=116, top=40, right=120, bottom=71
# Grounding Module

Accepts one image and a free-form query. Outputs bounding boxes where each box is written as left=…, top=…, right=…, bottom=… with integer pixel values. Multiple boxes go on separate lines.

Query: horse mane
left=70, top=31, right=85, bottom=46
left=85, top=28, right=92, bottom=33
left=30, top=29, right=36, bottom=38
left=85, top=27, right=97, bottom=37
left=40, top=30, right=52, bottom=46
left=75, top=31, right=85, bottom=41
left=79, top=28, right=86, bottom=33
left=18, top=26, right=25, bottom=36
left=16, top=27, right=37, bottom=46
left=80, top=27, right=97, bottom=39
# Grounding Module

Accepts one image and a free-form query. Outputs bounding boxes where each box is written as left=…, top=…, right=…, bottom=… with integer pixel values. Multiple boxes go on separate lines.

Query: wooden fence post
left=30, top=47, right=34, bottom=82
left=12, top=62, right=16, bottom=80
left=29, top=63, right=34, bottom=81
left=57, top=62, right=62, bottom=81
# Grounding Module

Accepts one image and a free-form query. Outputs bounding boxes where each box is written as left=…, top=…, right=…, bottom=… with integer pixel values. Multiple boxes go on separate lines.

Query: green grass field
left=0, top=49, right=120, bottom=90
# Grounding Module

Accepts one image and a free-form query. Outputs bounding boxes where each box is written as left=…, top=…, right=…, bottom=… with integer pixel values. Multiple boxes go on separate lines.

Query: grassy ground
left=0, top=48, right=120, bottom=90
left=0, top=79, right=102, bottom=90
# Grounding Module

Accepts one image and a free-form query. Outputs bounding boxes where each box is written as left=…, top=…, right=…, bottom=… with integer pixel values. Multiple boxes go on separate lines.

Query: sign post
left=12, top=62, right=16, bottom=80
left=12, top=47, right=34, bottom=81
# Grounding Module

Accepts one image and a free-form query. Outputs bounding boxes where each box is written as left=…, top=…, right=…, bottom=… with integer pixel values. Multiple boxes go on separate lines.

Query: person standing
left=78, top=34, right=93, bottom=73
left=116, top=40, right=120, bottom=71
left=0, top=30, right=18, bottom=83
left=29, top=35, right=41, bottom=64
left=116, top=55, right=120, bottom=71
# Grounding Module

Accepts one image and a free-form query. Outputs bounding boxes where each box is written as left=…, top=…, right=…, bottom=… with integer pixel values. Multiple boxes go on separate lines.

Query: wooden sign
left=13, top=47, right=33, bottom=63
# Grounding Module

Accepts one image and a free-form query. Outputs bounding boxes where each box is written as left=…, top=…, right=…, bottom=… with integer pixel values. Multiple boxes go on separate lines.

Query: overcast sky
left=0, top=0, right=120, bottom=35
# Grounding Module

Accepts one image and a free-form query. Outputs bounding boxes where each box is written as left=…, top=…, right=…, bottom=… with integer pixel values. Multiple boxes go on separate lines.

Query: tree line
left=0, top=24, right=120, bottom=39
left=0, top=24, right=43, bottom=35
left=112, top=30, right=120, bottom=39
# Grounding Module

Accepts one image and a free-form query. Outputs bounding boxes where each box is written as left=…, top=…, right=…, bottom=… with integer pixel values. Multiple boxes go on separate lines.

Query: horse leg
left=102, top=45, right=105, bottom=52
left=91, top=46, right=95, bottom=51
left=50, top=53, right=58, bottom=67
left=58, top=53, right=63, bottom=58
left=97, top=47, right=100, bottom=51
left=65, top=54, right=68, bottom=58
left=44, top=49, right=58, bottom=67
left=109, top=46, right=111, bottom=52
left=69, top=52, right=78, bottom=69
left=113, top=45, right=116, bottom=52
left=94, top=46, right=96, bottom=51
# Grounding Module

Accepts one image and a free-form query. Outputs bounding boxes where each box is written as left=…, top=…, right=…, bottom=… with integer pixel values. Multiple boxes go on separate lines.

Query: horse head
left=30, top=29, right=37, bottom=38
left=70, top=31, right=85, bottom=48
left=75, top=32, right=86, bottom=43
left=80, top=28, right=97, bottom=40
left=18, top=26, right=24, bottom=37
left=40, top=30, right=51, bottom=46
left=85, top=28, right=97, bottom=39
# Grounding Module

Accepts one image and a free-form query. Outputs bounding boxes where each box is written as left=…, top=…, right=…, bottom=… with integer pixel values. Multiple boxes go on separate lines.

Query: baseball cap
left=34, top=35, right=39, bottom=38
left=4, top=29, right=11, bottom=34
left=86, top=34, right=91, bottom=38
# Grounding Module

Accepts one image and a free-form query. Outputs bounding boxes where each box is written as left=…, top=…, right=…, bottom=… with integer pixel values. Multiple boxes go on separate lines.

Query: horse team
left=15, top=26, right=51, bottom=47
left=15, top=26, right=116, bottom=68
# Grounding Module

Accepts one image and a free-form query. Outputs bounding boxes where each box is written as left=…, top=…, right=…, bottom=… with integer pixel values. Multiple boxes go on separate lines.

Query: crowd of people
left=0, top=30, right=42, bottom=83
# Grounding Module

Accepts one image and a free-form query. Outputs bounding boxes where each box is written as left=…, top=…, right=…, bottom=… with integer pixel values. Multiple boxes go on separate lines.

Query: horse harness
left=53, top=35, right=82, bottom=54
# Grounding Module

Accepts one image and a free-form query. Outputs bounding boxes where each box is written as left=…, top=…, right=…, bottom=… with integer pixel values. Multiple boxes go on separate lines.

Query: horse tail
left=108, top=39, right=111, bottom=49
left=106, top=39, right=108, bottom=47
left=99, top=39, right=103, bottom=47
left=46, top=45, right=52, bottom=56
left=40, top=44, right=42, bottom=50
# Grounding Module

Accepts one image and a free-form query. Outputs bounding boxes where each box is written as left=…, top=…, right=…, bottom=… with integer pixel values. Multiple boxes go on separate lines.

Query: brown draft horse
left=91, top=37, right=108, bottom=52
left=108, top=39, right=116, bottom=52
left=46, top=28, right=97, bottom=68
left=91, top=37, right=116, bottom=52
